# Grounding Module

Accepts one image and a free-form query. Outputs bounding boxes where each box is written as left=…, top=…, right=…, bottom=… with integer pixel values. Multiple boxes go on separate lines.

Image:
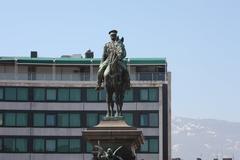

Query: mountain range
left=172, top=117, right=240, bottom=160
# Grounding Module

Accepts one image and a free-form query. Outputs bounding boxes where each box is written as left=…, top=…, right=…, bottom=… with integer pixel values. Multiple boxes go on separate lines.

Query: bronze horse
left=104, top=51, right=126, bottom=117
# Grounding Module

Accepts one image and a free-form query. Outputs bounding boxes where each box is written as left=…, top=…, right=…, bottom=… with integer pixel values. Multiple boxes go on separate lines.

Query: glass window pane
left=16, top=138, right=27, bottom=152
left=0, top=113, right=3, bottom=126
left=99, top=90, right=106, bottom=101
left=33, top=138, right=44, bottom=152
left=140, top=139, right=148, bottom=152
left=140, top=89, right=148, bottom=101
left=4, top=138, right=15, bottom=152
left=0, top=88, right=3, bottom=100
left=46, top=88, right=56, bottom=101
left=86, top=142, right=93, bottom=153
left=69, top=88, right=81, bottom=101
left=140, top=114, right=148, bottom=126
left=33, top=88, right=45, bottom=101
left=33, top=113, right=45, bottom=127
left=149, top=139, right=158, bottom=153
left=16, top=113, right=28, bottom=126
left=17, top=88, right=28, bottom=101
left=46, top=139, right=56, bottom=152
left=69, top=139, right=80, bottom=153
left=124, top=89, right=133, bottom=102
left=46, top=114, right=56, bottom=127
left=57, top=139, right=69, bottom=152
left=149, top=113, right=158, bottom=127
left=86, top=88, right=98, bottom=101
left=86, top=113, right=98, bottom=127
left=99, top=113, right=105, bottom=122
left=58, top=88, right=69, bottom=101
left=58, top=113, right=69, bottom=127
left=69, top=113, right=81, bottom=127
left=5, top=88, right=16, bottom=101
left=149, top=88, right=158, bottom=101
left=5, top=113, right=16, bottom=126
left=123, top=113, right=133, bottom=126
left=0, top=139, right=2, bottom=151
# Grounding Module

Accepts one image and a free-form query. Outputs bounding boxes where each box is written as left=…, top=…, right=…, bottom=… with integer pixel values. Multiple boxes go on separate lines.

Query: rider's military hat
left=109, top=30, right=118, bottom=35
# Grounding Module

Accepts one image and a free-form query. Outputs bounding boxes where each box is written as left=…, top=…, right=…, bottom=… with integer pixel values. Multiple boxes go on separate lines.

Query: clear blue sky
left=0, top=0, right=239, bottom=122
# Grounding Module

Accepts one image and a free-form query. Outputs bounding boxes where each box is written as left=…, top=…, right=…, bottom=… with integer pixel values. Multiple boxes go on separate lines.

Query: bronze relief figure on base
left=96, top=30, right=131, bottom=118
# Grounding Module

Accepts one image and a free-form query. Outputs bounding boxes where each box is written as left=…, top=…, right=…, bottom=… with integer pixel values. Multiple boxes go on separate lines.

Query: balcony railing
left=0, top=72, right=166, bottom=81
left=132, top=72, right=166, bottom=81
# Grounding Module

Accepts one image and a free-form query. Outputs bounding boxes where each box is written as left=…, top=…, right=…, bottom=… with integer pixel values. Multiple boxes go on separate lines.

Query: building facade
left=0, top=55, right=171, bottom=160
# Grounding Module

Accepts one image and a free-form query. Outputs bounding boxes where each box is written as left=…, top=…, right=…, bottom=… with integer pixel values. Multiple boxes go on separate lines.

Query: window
left=123, top=113, right=133, bottom=126
left=46, top=139, right=56, bottom=152
left=149, top=139, right=158, bottom=153
left=17, top=88, right=28, bottom=101
left=5, top=88, right=16, bottom=101
left=149, top=113, right=158, bottom=127
left=140, top=113, right=158, bottom=127
left=57, top=113, right=69, bottom=127
left=149, top=88, right=158, bottom=101
left=140, top=114, right=148, bottom=127
left=57, top=139, right=69, bottom=152
left=5, top=113, right=16, bottom=126
left=46, top=88, right=56, bottom=101
left=124, top=89, right=133, bottom=102
left=86, top=88, right=98, bottom=101
left=33, top=113, right=45, bottom=127
left=69, top=113, right=81, bottom=127
left=58, top=88, right=69, bottom=101
left=140, top=89, right=148, bottom=101
left=33, top=138, right=45, bottom=152
left=5, top=87, right=29, bottom=101
left=15, top=138, right=27, bottom=152
left=33, top=138, right=81, bottom=153
left=86, top=113, right=98, bottom=127
left=140, top=138, right=159, bottom=153
left=140, top=139, right=148, bottom=152
left=99, top=90, right=106, bottom=101
left=4, top=112, right=28, bottom=127
left=4, top=138, right=15, bottom=152
left=33, top=88, right=45, bottom=101
left=69, top=88, right=81, bottom=101
left=0, top=88, right=3, bottom=100
left=3, top=138, right=28, bottom=153
left=16, top=113, right=28, bottom=126
left=0, top=113, right=3, bottom=126
left=69, top=139, right=80, bottom=152
left=86, top=142, right=93, bottom=153
left=46, top=114, right=56, bottom=127
left=0, top=138, right=2, bottom=152
left=139, top=88, right=158, bottom=102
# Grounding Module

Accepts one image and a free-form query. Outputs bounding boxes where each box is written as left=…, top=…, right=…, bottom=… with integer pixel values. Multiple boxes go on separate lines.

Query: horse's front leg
left=115, top=93, right=120, bottom=117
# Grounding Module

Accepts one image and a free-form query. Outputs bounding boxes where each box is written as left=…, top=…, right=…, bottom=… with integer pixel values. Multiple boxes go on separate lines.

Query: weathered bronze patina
left=96, top=30, right=130, bottom=117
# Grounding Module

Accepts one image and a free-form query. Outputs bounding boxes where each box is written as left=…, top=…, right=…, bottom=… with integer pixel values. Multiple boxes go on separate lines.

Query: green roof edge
left=0, top=57, right=166, bottom=65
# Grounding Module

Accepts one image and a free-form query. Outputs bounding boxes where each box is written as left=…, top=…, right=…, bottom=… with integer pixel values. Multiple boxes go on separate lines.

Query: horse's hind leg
left=106, top=89, right=113, bottom=117
left=119, top=93, right=124, bottom=116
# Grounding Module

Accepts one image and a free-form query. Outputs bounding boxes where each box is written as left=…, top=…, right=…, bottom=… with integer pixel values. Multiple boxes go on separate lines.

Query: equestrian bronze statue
left=96, top=30, right=130, bottom=117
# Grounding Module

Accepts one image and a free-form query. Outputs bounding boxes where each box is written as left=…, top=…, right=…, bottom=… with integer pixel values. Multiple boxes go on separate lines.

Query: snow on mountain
left=172, top=117, right=240, bottom=160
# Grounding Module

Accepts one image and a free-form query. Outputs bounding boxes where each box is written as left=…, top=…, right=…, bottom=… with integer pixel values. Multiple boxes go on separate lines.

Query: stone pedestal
left=82, top=118, right=144, bottom=160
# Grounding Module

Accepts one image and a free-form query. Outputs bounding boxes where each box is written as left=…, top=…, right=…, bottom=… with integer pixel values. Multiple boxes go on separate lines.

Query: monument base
left=82, top=118, right=144, bottom=160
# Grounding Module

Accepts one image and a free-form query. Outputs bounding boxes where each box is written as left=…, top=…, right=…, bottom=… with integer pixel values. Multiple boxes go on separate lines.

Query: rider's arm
left=101, top=44, right=108, bottom=63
